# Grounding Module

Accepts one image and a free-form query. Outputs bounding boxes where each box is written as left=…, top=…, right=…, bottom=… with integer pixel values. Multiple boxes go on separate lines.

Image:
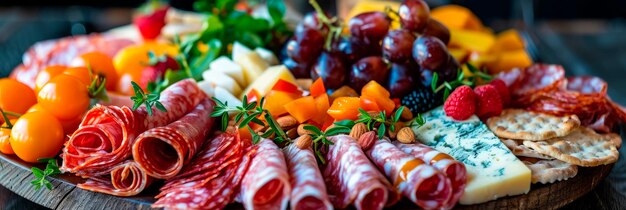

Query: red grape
left=286, top=27, right=325, bottom=64
left=382, top=29, right=416, bottom=63
left=302, top=12, right=328, bottom=31
left=439, top=56, right=460, bottom=82
left=349, top=56, right=390, bottom=91
left=349, top=12, right=391, bottom=44
left=423, top=18, right=450, bottom=44
left=311, top=51, right=347, bottom=90
left=387, top=62, right=419, bottom=97
left=399, top=0, right=430, bottom=33
left=284, top=58, right=311, bottom=79
left=413, top=35, right=450, bottom=71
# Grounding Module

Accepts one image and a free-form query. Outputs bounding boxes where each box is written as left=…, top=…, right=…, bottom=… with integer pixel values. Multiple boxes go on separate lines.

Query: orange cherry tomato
left=37, top=74, right=90, bottom=120
left=62, top=66, right=92, bottom=86
left=10, top=111, right=64, bottom=163
left=113, top=43, right=178, bottom=95
left=0, top=78, right=37, bottom=114
left=327, top=97, right=361, bottom=121
left=26, top=104, right=45, bottom=113
left=35, top=65, right=66, bottom=93
left=0, top=120, right=16, bottom=155
left=72, top=52, right=119, bottom=90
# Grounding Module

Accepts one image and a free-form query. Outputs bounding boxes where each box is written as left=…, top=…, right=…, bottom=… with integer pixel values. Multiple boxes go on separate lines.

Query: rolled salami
left=283, top=142, right=333, bottom=210
left=77, top=160, right=152, bottom=197
left=133, top=98, right=215, bottom=179
left=238, top=139, right=291, bottom=210
left=394, top=142, right=467, bottom=209
left=323, top=135, right=400, bottom=210
left=367, top=140, right=452, bottom=209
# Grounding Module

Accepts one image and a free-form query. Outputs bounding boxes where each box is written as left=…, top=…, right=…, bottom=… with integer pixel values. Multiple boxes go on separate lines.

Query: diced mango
left=264, top=90, right=301, bottom=117
left=327, top=97, right=361, bottom=121
left=284, top=96, right=317, bottom=123
left=312, top=93, right=331, bottom=125
left=241, top=65, right=296, bottom=99
left=431, top=5, right=483, bottom=31
left=485, top=50, right=533, bottom=73
left=449, top=28, right=496, bottom=53
left=361, top=81, right=395, bottom=114
left=491, top=29, right=526, bottom=54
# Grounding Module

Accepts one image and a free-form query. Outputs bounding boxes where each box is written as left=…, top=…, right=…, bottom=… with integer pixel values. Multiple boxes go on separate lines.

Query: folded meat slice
left=283, top=142, right=332, bottom=210
left=61, top=79, right=204, bottom=176
left=323, top=135, right=399, bottom=210
left=394, top=142, right=467, bottom=209
left=133, top=98, right=215, bottom=179
left=367, top=140, right=453, bottom=209
left=77, top=160, right=152, bottom=197
left=238, top=139, right=290, bottom=210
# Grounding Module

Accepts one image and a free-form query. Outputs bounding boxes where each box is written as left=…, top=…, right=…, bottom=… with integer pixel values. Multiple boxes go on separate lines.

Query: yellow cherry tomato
left=0, top=120, right=16, bottom=155
left=37, top=74, right=90, bottom=120
left=10, top=111, right=64, bottom=163
left=35, top=65, right=66, bottom=93
left=72, top=52, right=119, bottom=90
left=26, top=103, right=44, bottom=113
left=62, top=66, right=92, bottom=86
left=0, top=78, right=37, bottom=114
left=113, top=42, right=178, bottom=95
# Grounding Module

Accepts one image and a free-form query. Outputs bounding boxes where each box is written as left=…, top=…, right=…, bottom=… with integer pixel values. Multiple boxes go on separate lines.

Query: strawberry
left=489, top=79, right=510, bottom=107
left=444, top=85, right=476, bottom=121
left=139, top=54, right=180, bottom=89
left=474, top=84, right=503, bottom=119
left=134, top=7, right=168, bottom=40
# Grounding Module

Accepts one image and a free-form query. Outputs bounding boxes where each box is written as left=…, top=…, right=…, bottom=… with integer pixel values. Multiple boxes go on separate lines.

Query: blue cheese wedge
left=412, top=107, right=531, bottom=205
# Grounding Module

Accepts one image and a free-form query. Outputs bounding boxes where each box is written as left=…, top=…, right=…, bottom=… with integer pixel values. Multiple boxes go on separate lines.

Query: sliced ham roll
left=132, top=98, right=215, bottom=179
left=61, top=79, right=204, bottom=176
left=238, top=139, right=290, bottom=210
left=323, top=135, right=400, bottom=210
left=394, top=142, right=467, bottom=209
left=283, top=142, right=332, bottom=210
left=367, top=140, right=453, bottom=209
left=77, top=160, right=152, bottom=196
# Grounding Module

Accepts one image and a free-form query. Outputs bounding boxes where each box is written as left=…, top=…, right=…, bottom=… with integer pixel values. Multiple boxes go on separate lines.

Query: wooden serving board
left=0, top=152, right=613, bottom=210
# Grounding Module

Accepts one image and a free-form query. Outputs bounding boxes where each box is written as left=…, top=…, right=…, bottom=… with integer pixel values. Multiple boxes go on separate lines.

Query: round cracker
left=522, top=159, right=578, bottom=184
left=487, top=109, right=580, bottom=141
left=501, top=139, right=554, bottom=159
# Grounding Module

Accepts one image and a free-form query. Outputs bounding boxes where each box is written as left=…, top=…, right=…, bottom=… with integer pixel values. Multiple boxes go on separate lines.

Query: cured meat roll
left=367, top=140, right=452, bottom=209
left=77, top=160, right=152, bottom=197
left=61, top=79, right=204, bottom=176
left=133, top=98, right=215, bottom=179
left=283, top=142, right=333, bottom=210
left=238, top=139, right=291, bottom=210
left=323, top=135, right=400, bottom=210
left=394, top=142, right=467, bottom=209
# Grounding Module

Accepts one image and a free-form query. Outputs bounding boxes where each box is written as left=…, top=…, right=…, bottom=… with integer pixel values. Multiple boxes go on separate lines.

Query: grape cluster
left=282, top=0, right=457, bottom=99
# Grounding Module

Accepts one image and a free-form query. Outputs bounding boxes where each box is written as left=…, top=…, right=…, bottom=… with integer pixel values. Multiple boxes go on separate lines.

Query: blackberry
left=401, top=88, right=443, bottom=115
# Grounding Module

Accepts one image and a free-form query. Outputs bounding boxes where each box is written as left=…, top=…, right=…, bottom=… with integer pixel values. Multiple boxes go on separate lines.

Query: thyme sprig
left=30, top=158, right=62, bottom=190
left=431, top=63, right=494, bottom=101
left=130, top=81, right=167, bottom=116
left=302, top=124, right=350, bottom=164
left=353, top=107, right=405, bottom=139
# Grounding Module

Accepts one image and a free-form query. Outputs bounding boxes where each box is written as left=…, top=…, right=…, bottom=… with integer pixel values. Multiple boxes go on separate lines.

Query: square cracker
left=487, top=109, right=580, bottom=141
left=523, top=127, right=620, bottom=167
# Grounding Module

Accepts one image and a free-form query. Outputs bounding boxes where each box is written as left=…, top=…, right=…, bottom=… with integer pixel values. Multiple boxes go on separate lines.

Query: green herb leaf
left=333, top=120, right=355, bottom=128
left=240, top=112, right=262, bottom=128
left=393, top=106, right=404, bottom=123
left=221, top=112, right=229, bottom=131
left=431, top=72, right=439, bottom=92
left=377, top=123, right=386, bottom=139
left=325, top=127, right=351, bottom=136
left=30, top=158, right=62, bottom=191
left=303, top=125, right=323, bottom=136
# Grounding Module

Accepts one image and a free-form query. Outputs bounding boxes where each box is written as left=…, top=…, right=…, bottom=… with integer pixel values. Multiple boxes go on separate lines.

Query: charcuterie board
left=0, top=146, right=614, bottom=210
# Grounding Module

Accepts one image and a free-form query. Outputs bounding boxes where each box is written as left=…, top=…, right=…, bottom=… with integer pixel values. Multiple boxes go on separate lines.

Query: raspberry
left=474, top=84, right=503, bottom=119
left=489, top=79, right=511, bottom=107
left=444, top=85, right=476, bottom=120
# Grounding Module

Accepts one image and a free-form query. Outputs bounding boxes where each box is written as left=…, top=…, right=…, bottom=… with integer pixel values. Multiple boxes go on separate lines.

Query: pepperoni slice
left=77, top=160, right=153, bottom=197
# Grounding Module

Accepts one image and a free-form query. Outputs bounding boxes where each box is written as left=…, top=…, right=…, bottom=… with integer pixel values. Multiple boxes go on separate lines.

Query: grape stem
left=308, top=0, right=344, bottom=51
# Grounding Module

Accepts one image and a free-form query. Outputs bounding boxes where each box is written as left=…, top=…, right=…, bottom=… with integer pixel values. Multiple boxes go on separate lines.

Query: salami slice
left=507, top=64, right=566, bottom=107
left=323, top=135, right=400, bottom=210
left=566, top=76, right=607, bottom=95
left=238, top=139, right=291, bottom=210
left=283, top=143, right=333, bottom=210
left=61, top=79, right=204, bottom=176
left=133, top=98, right=215, bottom=179
left=394, top=142, right=467, bottom=209
left=77, top=160, right=153, bottom=196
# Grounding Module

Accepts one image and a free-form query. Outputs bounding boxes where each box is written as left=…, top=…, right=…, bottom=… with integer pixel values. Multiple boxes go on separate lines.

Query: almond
left=358, top=131, right=376, bottom=151
left=277, top=115, right=298, bottom=129
left=397, top=127, right=416, bottom=143
left=297, top=124, right=314, bottom=136
left=295, top=135, right=313, bottom=149
left=349, top=123, right=367, bottom=139
left=399, top=106, right=414, bottom=121
left=286, top=127, right=299, bottom=139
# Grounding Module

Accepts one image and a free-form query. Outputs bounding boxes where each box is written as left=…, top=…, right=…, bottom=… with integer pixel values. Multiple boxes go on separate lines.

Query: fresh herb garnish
left=408, top=113, right=426, bottom=128
left=130, top=81, right=167, bottom=116
left=30, top=158, right=62, bottom=190
left=88, top=74, right=109, bottom=106
left=355, top=107, right=406, bottom=139
left=302, top=124, right=350, bottom=164
left=211, top=96, right=290, bottom=144
left=431, top=63, right=494, bottom=101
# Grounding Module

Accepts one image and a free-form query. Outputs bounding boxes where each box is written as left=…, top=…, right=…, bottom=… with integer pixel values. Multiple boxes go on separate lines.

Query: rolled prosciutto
left=133, top=98, right=215, bottom=179
left=238, top=139, right=291, bottom=210
left=367, top=140, right=452, bottom=209
left=61, top=79, right=204, bottom=176
left=394, top=142, right=467, bottom=209
left=283, top=142, right=333, bottom=210
left=323, top=135, right=400, bottom=210
left=77, top=160, right=152, bottom=197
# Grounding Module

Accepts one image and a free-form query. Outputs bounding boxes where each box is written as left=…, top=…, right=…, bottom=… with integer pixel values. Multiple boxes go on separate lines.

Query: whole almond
left=358, top=131, right=376, bottom=150
left=286, top=127, right=299, bottom=139
left=277, top=115, right=298, bottom=129
left=397, top=127, right=416, bottom=143
left=349, top=123, right=367, bottom=139
left=399, top=106, right=414, bottom=121
left=297, top=124, right=314, bottom=136
left=295, top=135, right=313, bottom=149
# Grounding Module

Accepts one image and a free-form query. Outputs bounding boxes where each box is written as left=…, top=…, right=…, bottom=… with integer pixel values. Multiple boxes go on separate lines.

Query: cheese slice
left=197, top=80, right=215, bottom=97
left=235, top=51, right=270, bottom=85
left=202, top=70, right=243, bottom=97
left=240, top=65, right=296, bottom=99
left=214, top=86, right=242, bottom=109
left=254, top=47, right=279, bottom=65
left=412, top=106, right=531, bottom=205
left=209, top=56, right=246, bottom=87
left=232, top=41, right=252, bottom=61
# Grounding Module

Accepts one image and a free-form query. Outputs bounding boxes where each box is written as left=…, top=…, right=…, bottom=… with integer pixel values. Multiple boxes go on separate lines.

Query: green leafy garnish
left=431, top=63, right=495, bottom=101
left=130, top=81, right=167, bottom=116
left=355, top=107, right=405, bottom=140
left=408, top=113, right=426, bottom=128
left=30, top=158, right=62, bottom=190
left=302, top=124, right=351, bottom=164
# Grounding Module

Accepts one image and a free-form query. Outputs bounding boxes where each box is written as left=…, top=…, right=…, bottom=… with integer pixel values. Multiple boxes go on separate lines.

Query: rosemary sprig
left=354, top=107, right=405, bottom=139
left=130, top=81, right=167, bottom=116
left=30, top=158, right=62, bottom=190
left=303, top=124, right=351, bottom=164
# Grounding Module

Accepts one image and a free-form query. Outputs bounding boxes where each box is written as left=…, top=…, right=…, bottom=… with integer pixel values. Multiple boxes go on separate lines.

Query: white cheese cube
left=214, top=86, right=242, bottom=109
left=235, top=51, right=269, bottom=85
left=197, top=80, right=215, bottom=97
left=254, top=47, right=279, bottom=65
left=202, top=70, right=243, bottom=97
left=209, top=56, right=246, bottom=87
left=232, top=41, right=252, bottom=61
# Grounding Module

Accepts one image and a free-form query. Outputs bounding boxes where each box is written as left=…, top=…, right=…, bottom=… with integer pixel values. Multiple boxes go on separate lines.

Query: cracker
left=487, top=109, right=580, bottom=141
left=501, top=139, right=554, bottom=159
left=522, top=159, right=578, bottom=184
left=523, top=127, right=619, bottom=167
